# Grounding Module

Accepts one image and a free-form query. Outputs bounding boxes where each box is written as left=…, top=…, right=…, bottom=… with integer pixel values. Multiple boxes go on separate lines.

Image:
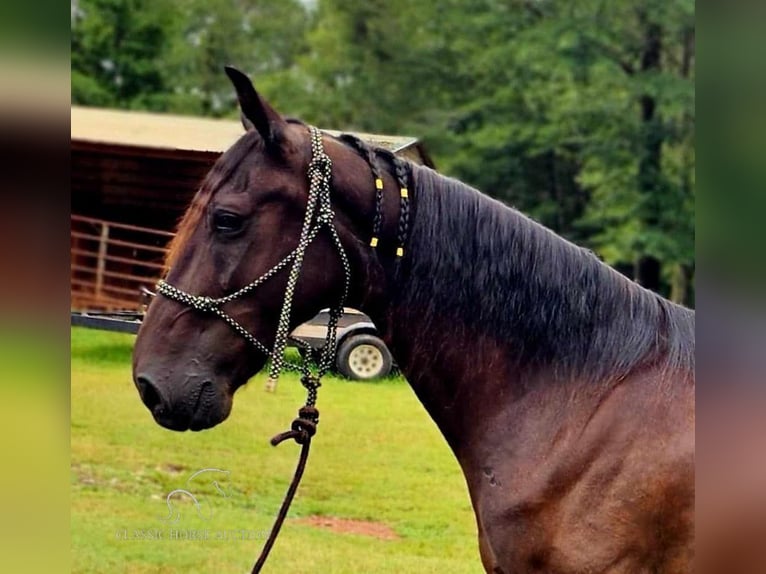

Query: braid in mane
left=393, top=157, right=411, bottom=258
left=335, top=133, right=413, bottom=259
left=339, top=134, right=384, bottom=248
left=376, top=149, right=412, bottom=259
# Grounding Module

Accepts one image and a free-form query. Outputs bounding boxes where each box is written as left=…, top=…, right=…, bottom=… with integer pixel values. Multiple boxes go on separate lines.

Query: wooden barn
left=71, top=106, right=434, bottom=311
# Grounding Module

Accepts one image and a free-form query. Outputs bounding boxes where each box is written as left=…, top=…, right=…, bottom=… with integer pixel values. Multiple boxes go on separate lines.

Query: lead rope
left=250, top=127, right=350, bottom=573
left=155, top=126, right=351, bottom=573
left=249, top=375, right=318, bottom=574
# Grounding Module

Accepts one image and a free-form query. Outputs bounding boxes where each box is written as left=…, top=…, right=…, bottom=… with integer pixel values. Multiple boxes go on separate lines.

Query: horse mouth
left=151, top=380, right=231, bottom=432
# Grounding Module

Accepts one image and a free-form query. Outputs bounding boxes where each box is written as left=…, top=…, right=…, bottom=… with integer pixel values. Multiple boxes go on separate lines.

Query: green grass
left=71, top=327, right=481, bottom=573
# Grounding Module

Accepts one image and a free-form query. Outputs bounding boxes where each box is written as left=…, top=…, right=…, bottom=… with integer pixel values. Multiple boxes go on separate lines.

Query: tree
left=71, top=0, right=177, bottom=110
left=71, top=0, right=695, bottom=303
left=407, top=0, right=695, bottom=301
left=164, top=0, right=311, bottom=117
left=72, top=0, right=311, bottom=115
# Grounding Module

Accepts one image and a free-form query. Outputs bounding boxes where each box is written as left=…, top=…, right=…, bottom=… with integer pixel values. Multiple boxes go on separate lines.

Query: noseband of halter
left=155, top=126, right=351, bottom=390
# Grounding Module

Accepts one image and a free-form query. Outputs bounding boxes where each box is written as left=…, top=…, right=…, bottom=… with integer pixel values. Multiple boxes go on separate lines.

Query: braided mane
left=334, top=133, right=412, bottom=257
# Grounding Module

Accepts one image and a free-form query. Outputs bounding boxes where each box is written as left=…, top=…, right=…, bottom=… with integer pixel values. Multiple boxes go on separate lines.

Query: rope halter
left=155, top=125, right=351, bottom=390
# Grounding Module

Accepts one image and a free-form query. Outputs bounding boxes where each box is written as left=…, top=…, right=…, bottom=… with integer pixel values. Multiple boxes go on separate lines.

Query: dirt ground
left=294, top=516, right=400, bottom=540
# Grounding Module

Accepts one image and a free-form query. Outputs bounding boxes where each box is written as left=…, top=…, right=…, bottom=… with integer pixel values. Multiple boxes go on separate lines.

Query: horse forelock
left=164, top=132, right=261, bottom=273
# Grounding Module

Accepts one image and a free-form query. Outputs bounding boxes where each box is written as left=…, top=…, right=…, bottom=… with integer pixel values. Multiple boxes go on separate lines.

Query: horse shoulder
left=470, top=370, right=694, bottom=573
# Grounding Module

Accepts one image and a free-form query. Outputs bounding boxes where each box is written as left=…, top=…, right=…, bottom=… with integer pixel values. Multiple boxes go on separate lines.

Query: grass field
left=71, top=327, right=481, bottom=573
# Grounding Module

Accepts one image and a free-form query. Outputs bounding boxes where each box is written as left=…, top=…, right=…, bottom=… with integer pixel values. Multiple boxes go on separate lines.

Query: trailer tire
left=336, top=334, right=393, bottom=380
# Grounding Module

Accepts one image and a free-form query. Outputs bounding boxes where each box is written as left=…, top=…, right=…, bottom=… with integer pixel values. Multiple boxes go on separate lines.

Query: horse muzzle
left=133, top=371, right=232, bottom=431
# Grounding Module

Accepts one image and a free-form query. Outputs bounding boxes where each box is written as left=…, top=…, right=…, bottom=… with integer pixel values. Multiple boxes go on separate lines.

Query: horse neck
left=356, top=165, right=693, bottom=454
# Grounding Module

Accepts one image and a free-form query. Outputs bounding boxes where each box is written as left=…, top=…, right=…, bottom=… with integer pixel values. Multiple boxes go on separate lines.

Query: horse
left=132, top=66, right=695, bottom=573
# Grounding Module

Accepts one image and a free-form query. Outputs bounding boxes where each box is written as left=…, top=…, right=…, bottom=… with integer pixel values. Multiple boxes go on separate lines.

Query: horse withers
left=132, top=67, right=694, bottom=573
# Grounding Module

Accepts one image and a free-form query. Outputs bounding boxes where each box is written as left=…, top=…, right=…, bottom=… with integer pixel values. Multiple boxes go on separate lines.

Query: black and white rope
left=267, top=127, right=334, bottom=383
left=156, top=125, right=350, bottom=387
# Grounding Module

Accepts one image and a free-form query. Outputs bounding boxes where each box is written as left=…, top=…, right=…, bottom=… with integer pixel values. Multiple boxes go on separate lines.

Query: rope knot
left=194, top=296, right=217, bottom=312
left=307, top=156, right=331, bottom=180
left=291, top=405, right=320, bottom=444
left=300, top=374, right=321, bottom=391
left=297, top=405, right=319, bottom=423
left=316, top=204, right=334, bottom=226
left=290, top=417, right=317, bottom=444
left=270, top=406, right=320, bottom=447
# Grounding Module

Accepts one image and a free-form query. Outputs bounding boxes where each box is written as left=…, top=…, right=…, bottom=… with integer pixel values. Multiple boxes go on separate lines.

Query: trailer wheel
left=336, top=334, right=393, bottom=380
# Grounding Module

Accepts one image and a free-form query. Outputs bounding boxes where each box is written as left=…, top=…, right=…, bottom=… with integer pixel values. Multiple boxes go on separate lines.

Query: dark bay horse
left=132, top=67, right=695, bottom=573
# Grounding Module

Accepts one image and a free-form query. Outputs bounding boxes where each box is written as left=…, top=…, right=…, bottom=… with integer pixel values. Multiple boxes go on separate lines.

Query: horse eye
left=212, top=211, right=243, bottom=234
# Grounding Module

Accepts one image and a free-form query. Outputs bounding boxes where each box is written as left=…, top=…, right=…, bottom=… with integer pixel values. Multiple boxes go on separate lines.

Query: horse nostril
left=136, top=375, right=165, bottom=415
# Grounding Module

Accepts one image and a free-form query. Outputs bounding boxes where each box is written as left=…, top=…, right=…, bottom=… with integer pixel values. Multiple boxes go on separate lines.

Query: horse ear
left=224, top=66, right=286, bottom=147
left=239, top=112, right=255, bottom=132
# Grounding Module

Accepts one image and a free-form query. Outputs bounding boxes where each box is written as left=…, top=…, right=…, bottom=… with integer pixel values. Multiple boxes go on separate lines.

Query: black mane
left=394, top=164, right=695, bottom=383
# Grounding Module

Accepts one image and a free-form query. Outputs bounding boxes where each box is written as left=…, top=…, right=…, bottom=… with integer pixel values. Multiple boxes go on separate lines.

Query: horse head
left=132, top=67, right=400, bottom=431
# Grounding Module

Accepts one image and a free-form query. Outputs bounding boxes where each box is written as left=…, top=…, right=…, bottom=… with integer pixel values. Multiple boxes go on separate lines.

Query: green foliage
left=163, top=0, right=311, bottom=116
left=70, top=0, right=695, bottom=302
left=71, top=0, right=311, bottom=114
left=71, top=0, right=178, bottom=110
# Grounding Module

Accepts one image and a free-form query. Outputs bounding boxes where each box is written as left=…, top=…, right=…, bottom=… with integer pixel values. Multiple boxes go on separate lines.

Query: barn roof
left=70, top=106, right=434, bottom=167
